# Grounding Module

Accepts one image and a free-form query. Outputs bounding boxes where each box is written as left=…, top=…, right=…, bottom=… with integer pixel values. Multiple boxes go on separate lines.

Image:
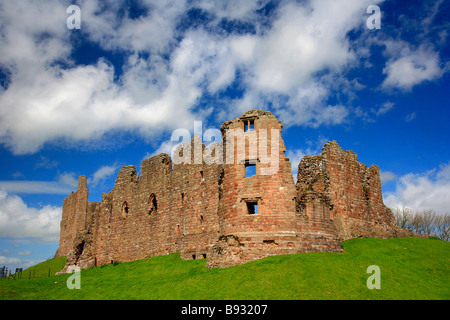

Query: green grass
left=15, top=256, right=67, bottom=280
left=0, top=237, right=448, bottom=300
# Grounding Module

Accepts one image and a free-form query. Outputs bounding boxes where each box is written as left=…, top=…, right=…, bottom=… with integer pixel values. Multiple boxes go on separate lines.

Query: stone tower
left=208, top=110, right=310, bottom=267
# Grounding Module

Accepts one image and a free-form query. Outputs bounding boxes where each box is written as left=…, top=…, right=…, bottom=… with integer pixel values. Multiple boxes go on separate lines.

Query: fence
left=0, top=266, right=56, bottom=280
left=0, top=266, right=8, bottom=279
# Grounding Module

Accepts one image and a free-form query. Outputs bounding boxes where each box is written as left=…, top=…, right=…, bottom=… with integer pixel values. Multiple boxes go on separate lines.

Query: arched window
left=148, top=194, right=157, bottom=215
left=122, top=201, right=129, bottom=218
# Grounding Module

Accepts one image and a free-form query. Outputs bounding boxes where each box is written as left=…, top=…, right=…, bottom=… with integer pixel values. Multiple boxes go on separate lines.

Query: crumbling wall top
left=220, top=109, right=279, bottom=131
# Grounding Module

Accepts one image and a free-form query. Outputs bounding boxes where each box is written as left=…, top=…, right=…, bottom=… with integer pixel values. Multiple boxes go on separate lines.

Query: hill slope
left=0, top=237, right=449, bottom=300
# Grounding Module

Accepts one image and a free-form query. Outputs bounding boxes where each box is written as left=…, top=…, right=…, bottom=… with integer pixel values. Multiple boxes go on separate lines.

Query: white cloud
left=0, top=256, right=22, bottom=265
left=0, top=172, right=78, bottom=195
left=17, top=250, right=32, bottom=256
left=437, top=162, right=450, bottom=180
left=380, top=171, right=396, bottom=185
left=143, top=139, right=182, bottom=161
left=0, top=181, right=73, bottom=195
left=286, top=149, right=307, bottom=183
left=79, top=0, right=186, bottom=54
left=384, top=162, right=450, bottom=214
left=34, top=156, right=59, bottom=170
left=404, top=112, right=417, bottom=122
left=0, top=0, right=208, bottom=155
left=1, top=0, right=445, bottom=156
left=375, top=101, right=395, bottom=116
left=227, top=0, right=380, bottom=127
left=248, top=0, right=363, bottom=93
left=195, top=0, right=269, bottom=21
left=287, top=136, right=329, bottom=182
left=89, top=163, right=120, bottom=187
left=381, top=45, right=446, bottom=91
left=0, top=189, right=62, bottom=241
left=0, top=255, right=41, bottom=270
left=0, top=0, right=380, bottom=155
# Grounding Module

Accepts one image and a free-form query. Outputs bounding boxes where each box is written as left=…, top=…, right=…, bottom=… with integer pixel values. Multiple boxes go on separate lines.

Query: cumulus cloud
left=0, top=256, right=22, bottom=265
left=0, top=189, right=62, bottom=241
left=0, top=0, right=447, bottom=156
left=0, top=181, right=72, bottom=195
left=0, top=0, right=207, bottom=155
left=287, top=136, right=329, bottom=182
left=0, top=255, right=41, bottom=269
left=248, top=0, right=365, bottom=93
left=57, top=172, right=78, bottom=189
left=228, top=0, right=379, bottom=127
left=0, top=172, right=78, bottom=195
left=380, top=171, right=396, bottom=185
left=381, top=45, right=446, bottom=91
left=89, top=163, right=120, bottom=187
left=142, top=139, right=181, bottom=161
left=384, top=162, right=450, bottom=214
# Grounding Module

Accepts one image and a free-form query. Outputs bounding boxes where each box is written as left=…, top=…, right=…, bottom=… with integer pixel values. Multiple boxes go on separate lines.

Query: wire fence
left=0, top=266, right=56, bottom=280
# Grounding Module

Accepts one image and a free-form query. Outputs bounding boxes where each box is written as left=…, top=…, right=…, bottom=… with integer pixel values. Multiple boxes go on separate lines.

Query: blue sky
left=0, top=0, right=449, bottom=272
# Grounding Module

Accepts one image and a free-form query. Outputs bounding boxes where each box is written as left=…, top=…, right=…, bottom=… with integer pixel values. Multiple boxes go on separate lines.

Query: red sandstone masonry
left=56, top=110, right=408, bottom=272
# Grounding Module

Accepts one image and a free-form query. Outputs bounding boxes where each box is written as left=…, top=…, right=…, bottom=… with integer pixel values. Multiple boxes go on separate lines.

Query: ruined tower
left=207, top=110, right=301, bottom=267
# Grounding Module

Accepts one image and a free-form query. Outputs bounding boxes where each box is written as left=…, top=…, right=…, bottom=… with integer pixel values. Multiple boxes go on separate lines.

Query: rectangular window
left=245, top=163, right=256, bottom=177
left=244, top=119, right=255, bottom=132
left=246, top=201, right=258, bottom=215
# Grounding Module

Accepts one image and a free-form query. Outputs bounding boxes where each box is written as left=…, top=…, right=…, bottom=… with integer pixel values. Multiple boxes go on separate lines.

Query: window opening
left=245, top=162, right=256, bottom=177
left=244, top=119, right=255, bottom=132
left=246, top=202, right=258, bottom=215
left=218, top=169, right=224, bottom=200
left=122, top=201, right=129, bottom=217
left=148, top=194, right=157, bottom=215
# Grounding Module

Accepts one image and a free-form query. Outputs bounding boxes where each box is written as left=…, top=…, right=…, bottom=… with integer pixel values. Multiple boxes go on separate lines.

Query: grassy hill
left=0, top=237, right=448, bottom=300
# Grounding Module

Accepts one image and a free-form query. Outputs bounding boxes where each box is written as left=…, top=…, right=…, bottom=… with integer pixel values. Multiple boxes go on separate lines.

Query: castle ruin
left=55, top=110, right=410, bottom=271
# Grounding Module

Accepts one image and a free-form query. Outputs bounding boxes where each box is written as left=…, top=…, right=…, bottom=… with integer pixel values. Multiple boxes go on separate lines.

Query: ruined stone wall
left=296, top=141, right=397, bottom=242
left=58, top=145, right=223, bottom=271
left=55, top=176, right=90, bottom=257
left=57, top=110, right=404, bottom=271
